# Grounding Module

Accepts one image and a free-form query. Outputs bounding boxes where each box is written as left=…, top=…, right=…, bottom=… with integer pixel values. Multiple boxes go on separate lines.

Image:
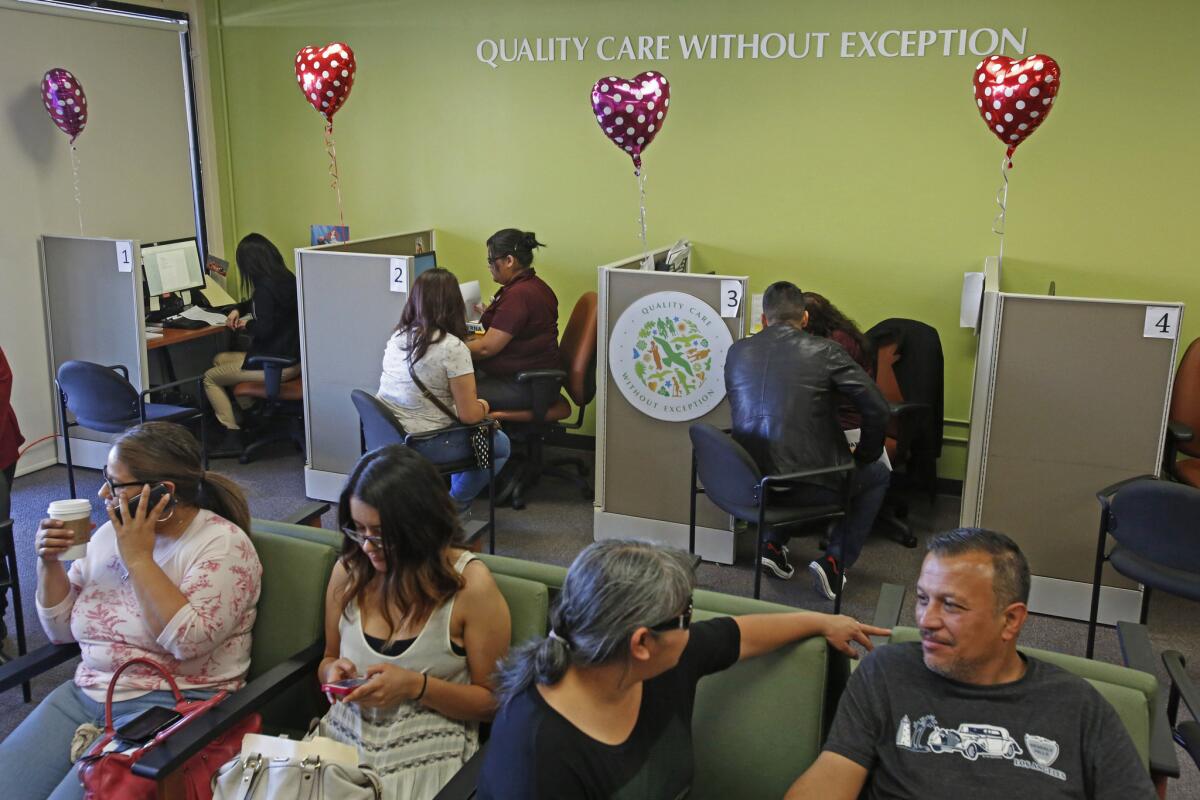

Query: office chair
left=0, top=519, right=29, bottom=702
left=1164, top=337, right=1200, bottom=488
left=1085, top=476, right=1200, bottom=658
left=488, top=291, right=598, bottom=510
left=687, top=423, right=852, bottom=608
left=1162, top=649, right=1200, bottom=771
left=229, top=356, right=303, bottom=464
left=349, top=389, right=498, bottom=554
left=56, top=360, right=207, bottom=498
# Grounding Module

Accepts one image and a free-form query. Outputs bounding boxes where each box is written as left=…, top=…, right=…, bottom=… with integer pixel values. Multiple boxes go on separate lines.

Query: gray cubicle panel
left=595, top=264, right=747, bottom=564
left=296, top=231, right=436, bottom=501
left=964, top=292, right=1182, bottom=623
left=40, top=235, right=149, bottom=468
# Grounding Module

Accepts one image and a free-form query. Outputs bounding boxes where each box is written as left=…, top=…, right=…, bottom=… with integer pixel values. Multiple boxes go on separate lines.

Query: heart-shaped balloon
left=591, top=71, right=670, bottom=172
left=41, top=68, right=87, bottom=144
left=295, top=43, right=356, bottom=128
left=972, top=54, right=1060, bottom=161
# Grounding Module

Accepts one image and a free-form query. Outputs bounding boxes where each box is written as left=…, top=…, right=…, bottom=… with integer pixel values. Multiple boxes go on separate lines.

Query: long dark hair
left=803, top=292, right=871, bottom=358
left=395, top=268, right=469, bottom=365
left=112, top=422, right=251, bottom=533
left=496, top=540, right=695, bottom=705
left=336, top=446, right=464, bottom=637
left=235, top=233, right=292, bottom=296
left=486, top=229, right=545, bottom=269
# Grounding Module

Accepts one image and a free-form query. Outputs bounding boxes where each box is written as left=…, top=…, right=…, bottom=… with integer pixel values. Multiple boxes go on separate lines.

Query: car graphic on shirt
left=927, top=723, right=1024, bottom=761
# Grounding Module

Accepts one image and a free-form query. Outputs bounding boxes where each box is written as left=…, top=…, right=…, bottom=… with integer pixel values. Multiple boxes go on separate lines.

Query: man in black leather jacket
left=725, top=281, right=891, bottom=599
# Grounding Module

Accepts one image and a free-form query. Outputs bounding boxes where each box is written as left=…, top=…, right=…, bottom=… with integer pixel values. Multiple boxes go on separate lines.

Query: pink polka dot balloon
left=972, top=54, right=1061, bottom=163
left=41, top=68, right=87, bottom=144
left=295, top=42, right=356, bottom=128
left=591, top=71, right=670, bottom=172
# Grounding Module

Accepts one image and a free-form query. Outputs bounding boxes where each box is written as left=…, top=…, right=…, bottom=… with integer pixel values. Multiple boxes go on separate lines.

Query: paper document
left=844, top=428, right=892, bottom=471
left=144, top=330, right=163, bottom=340
left=174, top=306, right=229, bottom=326
left=750, top=293, right=764, bottom=333
left=200, top=274, right=236, bottom=307
left=460, top=281, right=483, bottom=321
left=960, top=272, right=984, bottom=330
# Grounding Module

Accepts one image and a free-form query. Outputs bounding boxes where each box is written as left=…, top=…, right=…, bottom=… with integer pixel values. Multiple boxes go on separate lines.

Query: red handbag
left=77, top=657, right=262, bottom=800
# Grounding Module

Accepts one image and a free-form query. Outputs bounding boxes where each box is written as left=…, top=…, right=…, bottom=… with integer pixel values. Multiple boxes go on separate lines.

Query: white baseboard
left=594, top=508, right=735, bottom=564
left=1028, top=574, right=1142, bottom=624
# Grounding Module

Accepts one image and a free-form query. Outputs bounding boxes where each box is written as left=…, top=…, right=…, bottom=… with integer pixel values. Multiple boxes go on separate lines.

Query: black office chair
left=687, top=423, right=852, bottom=608
left=56, top=360, right=207, bottom=498
left=349, top=389, right=498, bottom=554
left=229, top=356, right=303, bottom=464
left=1162, top=649, right=1200, bottom=771
left=1085, top=475, right=1200, bottom=658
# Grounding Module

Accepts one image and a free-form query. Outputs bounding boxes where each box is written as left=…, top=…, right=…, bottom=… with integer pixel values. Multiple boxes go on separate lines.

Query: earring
left=157, top=506, right=175, bottom=523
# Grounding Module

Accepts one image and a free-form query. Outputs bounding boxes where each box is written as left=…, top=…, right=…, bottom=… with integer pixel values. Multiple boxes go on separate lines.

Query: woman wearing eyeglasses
left=1, top=422, right=261, bottom=800
left=477, top=539, right=888, bottom=800
left=466, top=229, right=562, bottom=411
left=316, top=445, right=512, bottom=800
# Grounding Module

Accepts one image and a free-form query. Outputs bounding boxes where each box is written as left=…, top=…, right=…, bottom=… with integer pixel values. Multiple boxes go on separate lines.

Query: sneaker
left=809, top=556, right=847, bottom=601
left=760, top=542, right=795, bottom=579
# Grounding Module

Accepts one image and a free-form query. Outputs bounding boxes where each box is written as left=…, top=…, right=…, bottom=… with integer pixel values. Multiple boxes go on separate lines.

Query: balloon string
left=324, top=121, right=345, bottom=229
left=991, top=155, right=1011, bottom=265
left=70, top=142, right=83, bottom=235
left=635, top=166, right=648, bottom=257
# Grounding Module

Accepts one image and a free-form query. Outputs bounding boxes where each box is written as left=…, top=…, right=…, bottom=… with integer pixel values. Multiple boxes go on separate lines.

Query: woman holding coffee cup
left=0, top=422, right=263, bottom=800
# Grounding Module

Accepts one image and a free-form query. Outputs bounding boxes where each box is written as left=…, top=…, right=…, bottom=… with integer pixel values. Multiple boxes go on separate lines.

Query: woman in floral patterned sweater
left=0, top=422, right=262, bottom=800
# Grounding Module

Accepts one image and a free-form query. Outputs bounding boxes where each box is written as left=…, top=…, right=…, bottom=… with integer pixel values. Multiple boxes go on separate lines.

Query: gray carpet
left=2, top=448, right=1197, bottom=792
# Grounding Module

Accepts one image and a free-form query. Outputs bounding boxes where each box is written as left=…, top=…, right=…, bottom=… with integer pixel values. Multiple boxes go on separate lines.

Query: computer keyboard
left=162, top=317, right=209, bottom=330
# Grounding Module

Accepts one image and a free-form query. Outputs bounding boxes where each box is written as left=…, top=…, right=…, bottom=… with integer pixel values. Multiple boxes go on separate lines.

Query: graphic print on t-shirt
left=894, top=714, right=1066, bottom=782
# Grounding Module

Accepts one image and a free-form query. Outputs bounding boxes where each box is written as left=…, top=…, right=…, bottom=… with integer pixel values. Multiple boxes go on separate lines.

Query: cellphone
left=115, top=483, right=172, bottom=524
left=115, top=705, right=182, bottom=744
left=321, top=677, right=368, bottom=698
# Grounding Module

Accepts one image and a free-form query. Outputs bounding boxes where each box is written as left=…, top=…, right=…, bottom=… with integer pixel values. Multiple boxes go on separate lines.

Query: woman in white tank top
left=316, top=445, right=513, bottom=800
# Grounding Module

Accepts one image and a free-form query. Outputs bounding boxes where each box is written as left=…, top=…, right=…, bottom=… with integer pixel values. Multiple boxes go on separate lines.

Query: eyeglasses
left=649, top=598, right=694, bottom=632
left=340, top=525, right=384, bottom=550
left=102, top=467, right=148, bottom=496
left=486, top=253, right=509, bottom=267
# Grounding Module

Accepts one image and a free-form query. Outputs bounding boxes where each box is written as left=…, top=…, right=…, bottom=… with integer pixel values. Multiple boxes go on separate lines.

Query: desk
left=147, top=325, right=229, bottom=384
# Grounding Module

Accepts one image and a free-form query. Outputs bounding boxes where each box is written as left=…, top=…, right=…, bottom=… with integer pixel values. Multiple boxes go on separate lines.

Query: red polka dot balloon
left=972, top=54, right=1060, bottom=162
left=295, top=43, right=356, bottom=128
left=591, top=71, right=670, bottom=172
left=41, top=68, right=87, bottom=144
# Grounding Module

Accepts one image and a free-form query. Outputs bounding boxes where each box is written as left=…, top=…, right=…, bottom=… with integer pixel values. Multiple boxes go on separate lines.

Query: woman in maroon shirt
left=0, top=346, right=24, bottom=517
left=803, top=292, right=876, bottom=430
left=467, top=229, right=561, bottom=411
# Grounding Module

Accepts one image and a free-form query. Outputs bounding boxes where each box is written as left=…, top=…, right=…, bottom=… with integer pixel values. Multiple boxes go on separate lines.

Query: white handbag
left=211, top=733, right=382, bottom=800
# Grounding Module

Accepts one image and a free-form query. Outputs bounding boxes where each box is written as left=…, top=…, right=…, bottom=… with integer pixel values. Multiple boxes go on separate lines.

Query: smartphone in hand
left=115, top=483, right=172, bottom=524
left=322, top=677, right=368, bottom=700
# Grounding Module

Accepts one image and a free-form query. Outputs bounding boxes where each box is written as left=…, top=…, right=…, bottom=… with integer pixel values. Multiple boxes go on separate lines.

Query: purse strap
left=103, top=657, right=184, bottom=732
left=406, top=350, right=461, bottom=423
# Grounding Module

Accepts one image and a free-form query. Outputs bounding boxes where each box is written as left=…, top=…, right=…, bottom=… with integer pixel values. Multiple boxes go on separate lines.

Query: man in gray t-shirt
left=786, top=528, right=1156, bottom=799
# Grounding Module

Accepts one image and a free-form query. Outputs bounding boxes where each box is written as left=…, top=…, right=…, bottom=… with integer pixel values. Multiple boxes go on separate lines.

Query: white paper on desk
left=844, top=428, right=892, bottom=471
left=960, top=272, right=984, bottom=330
left=460, top=281, right=482, bottom=321
left=174, top=306, right=229, bottom=326
left=200, top=274, right=236, bottom=307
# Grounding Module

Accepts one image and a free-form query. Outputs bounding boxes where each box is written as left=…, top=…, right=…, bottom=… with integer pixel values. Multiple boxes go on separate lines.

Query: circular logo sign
left=609, top=290, right=734, bottom=422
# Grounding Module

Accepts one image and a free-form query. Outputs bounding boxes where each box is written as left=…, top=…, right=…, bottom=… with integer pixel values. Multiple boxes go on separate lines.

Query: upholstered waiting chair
left=1085, top=476, right=1200, bottom=658
left=687, top=422, right=851, bottom=607
left=1165, top=337, right=1200, bottom=487
left=56, top=360, right=206, bottom=497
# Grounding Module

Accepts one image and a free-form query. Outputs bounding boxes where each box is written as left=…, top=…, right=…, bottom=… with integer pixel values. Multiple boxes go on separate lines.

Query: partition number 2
left=1143, top=306, right=1180, bottom=340
left=389, top=257, right=408, bottom=294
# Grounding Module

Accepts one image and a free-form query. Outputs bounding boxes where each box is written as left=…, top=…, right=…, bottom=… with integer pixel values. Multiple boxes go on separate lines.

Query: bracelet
left=415, top=672, right=429, bottom=702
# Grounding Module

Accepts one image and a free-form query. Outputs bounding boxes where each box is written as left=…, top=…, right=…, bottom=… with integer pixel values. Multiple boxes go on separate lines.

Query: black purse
left=406, top=357, right=494, bottom=470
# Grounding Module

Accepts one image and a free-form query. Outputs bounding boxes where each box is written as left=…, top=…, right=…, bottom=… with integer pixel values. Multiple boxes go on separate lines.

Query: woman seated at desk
left=467, top=229, right=561, bottom=411
left=803, top=291, right=875, bottom=431
left=377, top=268, right=511, bottom=520
left=202, top=233, right=300, bottom=445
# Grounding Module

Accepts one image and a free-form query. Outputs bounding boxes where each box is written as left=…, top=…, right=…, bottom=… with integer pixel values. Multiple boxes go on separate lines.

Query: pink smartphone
left=321, top=677, right=367, bottom=699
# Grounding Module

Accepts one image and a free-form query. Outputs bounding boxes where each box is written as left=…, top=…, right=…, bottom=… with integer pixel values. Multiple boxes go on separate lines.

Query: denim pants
left=0, top=680, right=215, bottom=800
left=409, top=428, right=511, bottom=507
left=765, top=459, right=891, bottom=570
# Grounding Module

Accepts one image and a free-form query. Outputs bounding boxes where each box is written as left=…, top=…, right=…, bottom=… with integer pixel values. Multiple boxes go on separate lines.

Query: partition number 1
left=1143, top=306, right=1180, bottom=340
left=116, top=241, right=133, bottom=273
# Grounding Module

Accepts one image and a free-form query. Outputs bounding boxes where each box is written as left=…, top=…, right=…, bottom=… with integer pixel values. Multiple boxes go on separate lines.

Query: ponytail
left=495, top=633, right=573, bottom=706
left=486, top=228, right=546, bottom=269
left=196, top=471, right=251, bottom=533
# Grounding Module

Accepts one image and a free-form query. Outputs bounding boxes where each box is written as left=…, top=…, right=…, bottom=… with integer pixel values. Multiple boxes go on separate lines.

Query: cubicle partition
left=296, top=230, right=436, bottom=501
left=40, top=234, right=149, bottom=468
left=963, top=278, right=1183, bottom=623
left=594, top=246, right=749, bottom=563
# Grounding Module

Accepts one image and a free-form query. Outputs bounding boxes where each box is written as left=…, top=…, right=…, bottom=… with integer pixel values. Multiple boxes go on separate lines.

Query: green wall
left=204, top=0, right=1199, bottom=478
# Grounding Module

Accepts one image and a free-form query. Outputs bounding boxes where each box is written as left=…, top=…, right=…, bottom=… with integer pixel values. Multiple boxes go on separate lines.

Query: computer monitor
left=142, top=238, right=205, bottom=296
left=413, top=250, right=437, bottom=281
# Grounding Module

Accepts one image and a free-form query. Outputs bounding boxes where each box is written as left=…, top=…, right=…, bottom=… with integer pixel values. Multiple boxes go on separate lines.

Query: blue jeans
left=765, top=459, right=891, bottom=570
left=409, top=428, right=511, bottom=507
left=0, top=680, right=214, bottom=800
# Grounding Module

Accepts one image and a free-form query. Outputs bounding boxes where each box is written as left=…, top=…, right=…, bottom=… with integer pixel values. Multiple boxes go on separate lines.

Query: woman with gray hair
left=477, top=539, right=888, bottom=799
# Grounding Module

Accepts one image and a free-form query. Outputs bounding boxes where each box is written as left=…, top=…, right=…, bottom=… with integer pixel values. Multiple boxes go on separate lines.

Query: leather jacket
left=724, top=324, right=889, bottom=490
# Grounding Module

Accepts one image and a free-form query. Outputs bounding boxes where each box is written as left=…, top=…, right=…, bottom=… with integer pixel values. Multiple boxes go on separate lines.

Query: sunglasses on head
left=649, top=598, right=694, bottom=632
